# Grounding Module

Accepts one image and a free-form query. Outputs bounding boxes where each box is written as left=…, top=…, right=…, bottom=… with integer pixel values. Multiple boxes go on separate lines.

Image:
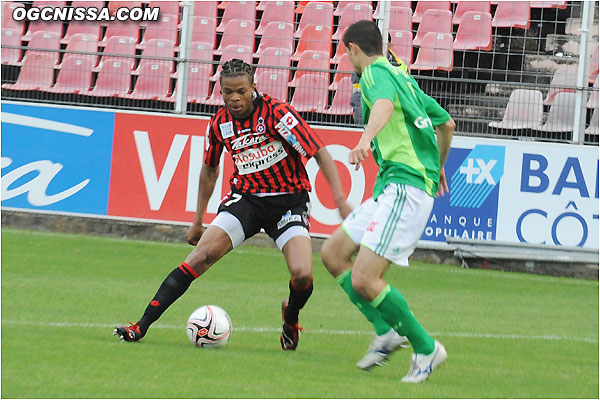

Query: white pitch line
left=2, top=320, right=597, bottom=344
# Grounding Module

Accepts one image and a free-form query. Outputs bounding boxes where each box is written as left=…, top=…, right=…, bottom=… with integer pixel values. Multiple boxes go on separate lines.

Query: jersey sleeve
left=360, top=65, right=397, bottom=104
left=203, top=117, right=224, bottom=167
left=408, top=75, right=452, bottom=126
left=271, top=102, right=323, bottom=158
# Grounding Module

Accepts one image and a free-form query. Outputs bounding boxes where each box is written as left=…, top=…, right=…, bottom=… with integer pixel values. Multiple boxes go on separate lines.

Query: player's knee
left=187, top=245, right=221, bottom=274
left=351, top=270, right=370, bottom=298
left=291, top=273, right=312, bottom=290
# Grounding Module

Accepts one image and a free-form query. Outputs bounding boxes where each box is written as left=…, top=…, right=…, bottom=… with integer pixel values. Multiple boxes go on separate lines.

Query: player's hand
left=337, top=200, right=353, bottom=220
left=186, top=223, right=205, bottom=246
left=349, top=138, right=371, bottom=171
left=436, top=167, right=449, bottom=197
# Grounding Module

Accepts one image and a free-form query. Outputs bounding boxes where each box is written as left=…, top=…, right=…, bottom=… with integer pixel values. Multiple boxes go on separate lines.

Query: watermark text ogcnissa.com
left=12, top=6, right=160, bottom=22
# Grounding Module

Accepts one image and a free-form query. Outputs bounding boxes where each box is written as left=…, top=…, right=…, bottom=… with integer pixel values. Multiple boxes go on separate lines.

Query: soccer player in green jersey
left=321, top=20, right=455, bottom=383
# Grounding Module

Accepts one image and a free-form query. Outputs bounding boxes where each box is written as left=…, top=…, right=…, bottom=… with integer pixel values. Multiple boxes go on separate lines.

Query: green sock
left=336, top=270, right=392, bottom=336
left=372, top=284, right=435, bottom=355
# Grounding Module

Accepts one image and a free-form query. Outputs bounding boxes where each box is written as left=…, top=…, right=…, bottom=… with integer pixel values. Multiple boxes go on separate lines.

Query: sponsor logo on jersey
left=277, top=209, right=302, bottom=229
left=230, top=134, right=269, bottom=150
left=233, top=140, right=288, bottom=175
left=414, top=116, right=432, bottom=129
left=220, top=121, right=234, bottom=138
left=275, top=114, right=307, bottom=157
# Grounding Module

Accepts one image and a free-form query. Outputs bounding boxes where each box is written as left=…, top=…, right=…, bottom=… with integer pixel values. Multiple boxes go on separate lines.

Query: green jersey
left=360, top=56, right=451, bottom=199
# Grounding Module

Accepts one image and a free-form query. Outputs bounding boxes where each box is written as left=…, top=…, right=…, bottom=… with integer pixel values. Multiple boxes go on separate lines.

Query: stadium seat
left=1, top=28, right=23, bottom=65
left=290, top=73, right=329, bottom=112
left=201, top=79, right=224, bottom=106
left=210, top=44, right=253, bottom=81
left=94, top=36, right=136, bottom=71
left=587, top=76, right=599, bottom=109
left=543, top=64, right=578, bottom=105
left=411, top=32, right=454, bottom=71
left=332, top=3, right=373, bottom=41
left=289, top=50, right=330, bottom=87
left=453, top=12, right=493, bottom=51
left=62, top=33, right=98, bottom=67
left=32, top=0, right=67, bottom=7
left=70, top=1, right=106, bottom=9
left=191, top=0, right=218, bottom=18
left=388, top=6, right=413, bottom=32
left=216, top=1, right=256, bottom=32
left=488, top=89, right=544, bottom=130
left=255, top=69, right=289, bottom=101
left=2, top=53, right=54, bottom=91
left=47, top=55, right=94, bottom=94
left=127, top=62, right=172, bottom=100
left=331, top=40, right=347, bottom=64
left=412, top=1, right=451, bottom=24
left=190, top=17, right=217, bottom=49
left=453, top=1, right=490, bottom=25
left=292, top=24, right=333, bottom=61
left=254, top=22, right=294, bottom=57
left=492, top=1, right=530, bottom=29
left=389, top=30, right=414, bottom=67
left=2, top=2, right=25, bottom=35
left=185, top=54, right=213, bottom=103
left=138, top=13, right=178, bottom=48
left=529, top=1, right=568, bottom=9
left=99, top=20, right=140, bottom=45
left=88, top=57, right=131, bottom=97
left=61, top=21, right=101, bottom=44
left=413, top=9, right=453, bottom=47
left=22, top=19, right=64, bottom=42
left=295, top=1, right=333, bottom=14
left=213, top=19, right=255, bottom=56
left=295, top=2, right=334, bottom=39
left=328, top=54, right=353, bottom=91
left=589, top=45, right=599, bottom=84
left=108, top=1, right=141, bottom=15
left=324, top=76, right=353, bottom=115
left=256, top=47, right=292, bottom=74
left=24, top=31, right=61, bottom=66
left=134, top=39, right=176, bottom=75
left=585, top=107, right=599, bottom=135
left=255, top=1, right=295, bottom=35
left=148, top=1, right=180, bottom=16
left=373, top=1, right=411, bottom=18
left=538, top=92, right=577, bottom=132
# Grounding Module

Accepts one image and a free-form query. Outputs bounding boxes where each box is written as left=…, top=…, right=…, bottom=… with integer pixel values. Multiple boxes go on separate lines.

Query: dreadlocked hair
left=220, top=58, right=254, bottom=84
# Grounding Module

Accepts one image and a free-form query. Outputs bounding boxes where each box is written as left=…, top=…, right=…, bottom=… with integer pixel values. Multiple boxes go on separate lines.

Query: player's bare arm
left=187, top=163, right=220, bottom=245
left=349, top=98, right=393, bottom=170
left=313, top=148, right=353, bottom=219
left=435, top=118, right=455, bottom=197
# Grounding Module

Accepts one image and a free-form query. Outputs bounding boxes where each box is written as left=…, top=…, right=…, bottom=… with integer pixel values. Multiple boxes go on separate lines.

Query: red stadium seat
left=202, top=79, right=224, bottom=106
left=255, top=69, right=289, bottom=101
left=210, top=44, right=253, bottom=81
left=192, top=0, right=218, bottom=19
left=62, top=33, right=98, bottom=67
left=190, top=17, right=217, bottom=49
left=32, top=0, right=67, bottom=7
left=488, top=89, right=543, bottom=130
left=332, top=3, right=373, bottom=41
left=412, top=1, right=451, bottom=24
left=256, top=47, right=292, bottom=73
left=94, top=36, right=136, bottom=71
left=329, top=54, right=353, bottom=91
left=290, top=73, right=329, bottom=112
left=108, top=1, right=141, bottom=15
left=47, top=55, right=94, bottom=94
left=1, top=28, right=23, bottom=65
left=530, top=1, right=567, bottom=9
left=255, top=22, right=294, bottom=57
left=289, top=50, right=330, bottom=87
left=216, top=1, right=256, bottom=32
left=389, top=30, right=414, bottom=67
left=213, top=19, right=255, bottom=56
left=373, top=1, right=411, bottom=18
left=453, top=1, right=490, bottom=25
left=492, top=1, right=530, bottom=29
left=25, top=30, right=61, bottom=65
left=413, top=9, right=453, bottom=47
left=388, top=6, right=413, bottom=32
left=334, top=1, right=369, bottom=16
left=295, top=1, right=333, bottom=14
left=2, top=3, right=26, bottom=35
left=138, top=13, right=178, bottom=48
left=255, top=1, right=295, bottom=35
left=22, top=19, right=64, bottom=42
left=411, top=32, right=454, bottom=71
left=2, top=53, right=54, bottom=91
left=543, top=64, right=578, bottom=105
left=127, top=62, right=172, bottom=100
left=331, top=40, right=347, bottom=64
left=453, top=12, right=493, bottom=51
left=324, top=76, right=353, bottom=115
left=89, top=57, right=131, bottom=96
left=295, top=2, right=334, bottom=38
left=148, top=1, right=180, bottom=16
left=100, top=20, right=139, bottom=45
left=62, top=20, right=101, bottom=44
left=134, top=39, right=176, bottom=75
left=70, top=1, right=107, bottom=9
left=185, top=49, right=213, bottom=103
left=292, top=24, right=332, bottom=61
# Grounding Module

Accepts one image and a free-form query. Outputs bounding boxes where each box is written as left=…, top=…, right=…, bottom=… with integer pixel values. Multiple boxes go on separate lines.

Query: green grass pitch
left=1, top=228, right=598, bottom=398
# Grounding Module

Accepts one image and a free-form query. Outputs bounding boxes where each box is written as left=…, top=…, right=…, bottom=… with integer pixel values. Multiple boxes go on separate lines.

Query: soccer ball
left=186, top=305, right=232, bottom=348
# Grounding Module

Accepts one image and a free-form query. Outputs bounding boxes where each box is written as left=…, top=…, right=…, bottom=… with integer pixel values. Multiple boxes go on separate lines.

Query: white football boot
left=356, top=329, right=409, bottom=370
left=401, top=340, right=447, bottom=383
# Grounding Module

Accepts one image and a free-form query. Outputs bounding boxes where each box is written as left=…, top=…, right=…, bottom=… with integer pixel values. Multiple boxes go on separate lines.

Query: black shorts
left=211, top=190, right=311, bottom=249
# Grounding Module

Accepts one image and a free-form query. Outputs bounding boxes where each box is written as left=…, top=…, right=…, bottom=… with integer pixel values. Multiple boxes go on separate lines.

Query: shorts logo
left=366, top=221, right=379, bottom=232
left=233, top=140, right=288, bottom=175
left=219, top=121, right=234, bottom=139
left=277, top=210, right=302, bottom=229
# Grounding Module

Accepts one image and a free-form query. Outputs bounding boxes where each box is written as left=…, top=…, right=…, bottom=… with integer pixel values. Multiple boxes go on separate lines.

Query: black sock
left=137, top=262, right=197, bottom=337
left=284, top=278, right=314, bottom=325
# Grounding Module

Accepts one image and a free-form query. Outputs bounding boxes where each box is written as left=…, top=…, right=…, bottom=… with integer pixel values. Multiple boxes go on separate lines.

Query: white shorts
left=342, top=183, right=434, bottom=267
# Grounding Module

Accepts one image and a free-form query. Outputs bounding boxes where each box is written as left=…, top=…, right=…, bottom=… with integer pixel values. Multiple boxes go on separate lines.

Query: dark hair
left=342, top=20, right=383, bottom=56
left=220, top=58, right=254, bottom=84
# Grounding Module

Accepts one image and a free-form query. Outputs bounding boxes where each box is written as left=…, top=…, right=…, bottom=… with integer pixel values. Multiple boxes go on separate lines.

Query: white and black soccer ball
left=186, top=305, right=232, bottom=348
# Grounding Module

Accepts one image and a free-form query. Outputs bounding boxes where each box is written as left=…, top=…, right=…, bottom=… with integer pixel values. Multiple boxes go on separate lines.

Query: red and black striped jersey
left=204, top=93, right=323, bottom=194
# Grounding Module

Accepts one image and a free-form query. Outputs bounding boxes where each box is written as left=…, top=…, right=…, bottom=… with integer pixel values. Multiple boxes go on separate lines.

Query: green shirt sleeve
left=408, top=75, right=451, bottom=126
left=360, top=64, right=396, bottom=104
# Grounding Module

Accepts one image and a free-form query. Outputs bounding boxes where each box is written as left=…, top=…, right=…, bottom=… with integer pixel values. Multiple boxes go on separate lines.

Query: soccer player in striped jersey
left=115, top=59, right=352, bottom=350
left=321, top=20, right=455, bottom=382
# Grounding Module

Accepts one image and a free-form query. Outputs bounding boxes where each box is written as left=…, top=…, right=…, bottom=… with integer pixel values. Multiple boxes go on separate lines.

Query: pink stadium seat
left=295, top=2, right=334, bottom=39
left=530, top=1, right=567, bottom=9
left=292, top=24, right=332, bottom=61
left=492, top=1, right=530, bottom=29
left=411, top=32, right=454, bottom=71
left=108, top=1, right=141, bottom=15
left=213, top=19, right=255, bottom=56
left=373, top=1, right=411, bottom=18
left=190, top=17, right=217, bottom=49
left=256, top=47, right=292, bottom=73
left=295, top=1, right=334, bottom=14
left=543, top=64, right=578, bottom=105
left=134, top=39, right=176, bottom=75
left=389, top=30, right=413, bottom=67
left=2, top=2, right=25, bottom=34
left=2, top=53, right=54, bottom=91
left=216, top=1, right=256, bottom=32
left=331, top=40, right=347, bottom=64
left=453, top=1, right=490, bottom=25
left=89, top=57, right=131, bottom=97
left=148, top=1, right=180, bottom=16
left=62, top=33, right=98, bottom=67
left=210, top=45, right=253, bottom=81
left=538, top=92, right=577, bottom=132
left=201, top=79, right=224, bottom=106
left=185, top=51, right=213, bottom=103
left=22, top=19, right=64, bottom=42
left=192, top=0, right=218, bottom=18
left=324, top=76, right=353, bottom=115
left=329, top=54, right=353, bottom=91
left=413, top=9, right=453, bottom=47
left=412, top=1, right=451, bottom=24
left=32, top=0, right=67, bottom=7
left=25, top=30, right=61, bottom=65
left=47, top=55, right=94, bottom=94
left=488, top=89, right=543, bottom=130
left=332, top=3, right=373, bottom=41
left=255, top=69, right=289, bottom=101
left=62, top=21, right=101, bottom=44
left=1, top=28, right=22, bottom=65
left=290, top=73, right=329, bottom=112
left=255, top=1, right=295, bottom=35
left=138, top=13, right=178, bottom=48
left=95, top=36, right=136, bottom=71
left=254, top=22, right=294, bottom=57
left=334, top=1, right=370, bottom=16
left=453, top=11, right=493, bottom=51
left=388, top=6, right=413, bottom=32
left=70, top=1, right=106, bottom=9
left=128, top=62, right=172, bottom=100
left=289, top=50, right=330, bottom=87
left=100, top=20, right=139, bottom=45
